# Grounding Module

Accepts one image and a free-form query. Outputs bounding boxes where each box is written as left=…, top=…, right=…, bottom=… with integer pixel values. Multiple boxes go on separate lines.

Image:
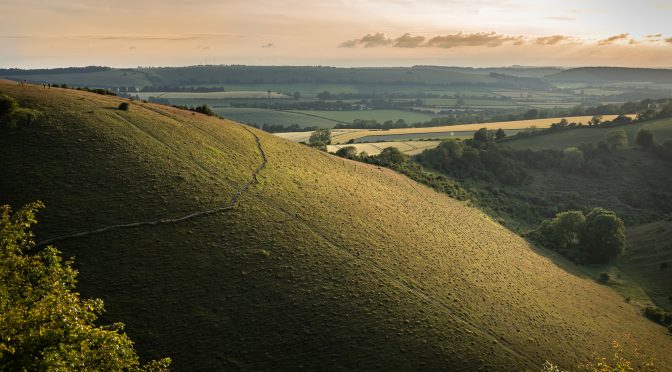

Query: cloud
left=339, top=33, right=393, bottom=48
left=646, top=34, right=663, bottom=38
left=534, top=35, right=574, bottom=45
left=339, top=39, right=359, bottom=48
left=261, top=43, right=274, bottom=48
left=359, top=33, right=393, bottom=48
left=598, top=33, right=630, bottom=45
left=425, top=32, right=523, bottom=48
left=129, top=46, right=136, bottom=50
left=394, top=33, right=425, bottom=48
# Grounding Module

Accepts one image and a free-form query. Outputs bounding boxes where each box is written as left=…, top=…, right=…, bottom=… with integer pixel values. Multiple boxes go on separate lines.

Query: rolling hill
left=547, top=67, right=672, bottom=85
left=0, top=65, right=552, bottom=90
left=1, top=80, right=671, bottom=370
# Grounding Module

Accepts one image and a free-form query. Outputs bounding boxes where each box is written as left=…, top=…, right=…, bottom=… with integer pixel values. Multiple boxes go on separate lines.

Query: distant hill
left=547, top=67, right=672, bottom=84
left=1, top=80, right=671, bottom=370
left=0, top=65, right=553, bottom=90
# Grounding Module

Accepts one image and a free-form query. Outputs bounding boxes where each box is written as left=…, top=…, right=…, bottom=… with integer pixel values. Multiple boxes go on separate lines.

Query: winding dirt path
left=35, top=126, right=267, bottom=247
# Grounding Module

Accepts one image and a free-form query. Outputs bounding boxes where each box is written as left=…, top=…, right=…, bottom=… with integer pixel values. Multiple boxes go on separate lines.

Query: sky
left=1, top=0, right=672, bottom=68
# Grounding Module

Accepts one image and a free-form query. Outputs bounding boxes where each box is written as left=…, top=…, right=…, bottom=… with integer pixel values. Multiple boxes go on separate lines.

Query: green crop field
left=504, top=118, right=672, bottom=150
left=135, top=91, right=290, bottom=99
left=213, top=107, right=337, bottom=128
left=3, top=81, right=672, bottom=370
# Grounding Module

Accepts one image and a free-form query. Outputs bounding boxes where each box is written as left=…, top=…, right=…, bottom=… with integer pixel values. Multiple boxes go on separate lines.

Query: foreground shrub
left=579, top=337, right=656, bottom=371
left=0, top=93, right=19, bottom=119
left=118, top=102, right=130, bottom=111
left=0, top=202, right=170, bottom=371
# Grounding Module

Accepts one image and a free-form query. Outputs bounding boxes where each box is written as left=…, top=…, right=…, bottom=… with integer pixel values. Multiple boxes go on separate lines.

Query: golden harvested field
left=327, top=141, right=441, bottom=156
left=329, top=115, right=629, bottom=144
left=276, top=115, right=628, bottom=144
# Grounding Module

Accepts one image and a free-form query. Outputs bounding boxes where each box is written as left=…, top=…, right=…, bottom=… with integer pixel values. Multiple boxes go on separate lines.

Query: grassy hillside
left=624, top=220, right=672, bottom=310
left=2, top=80, right=671, bottom=370
left=504, top=118, right=672, bottom=150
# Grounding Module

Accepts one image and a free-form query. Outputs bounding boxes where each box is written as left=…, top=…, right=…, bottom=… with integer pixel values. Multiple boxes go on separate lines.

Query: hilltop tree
left=604, top=129, right=628, bottom=150
left=635, top=129, right=655, bottom=148
left=495, top=128, right=507, bottom=140
left=309, top=128, right=331, bottom=145
left=536, top=210, right=586, bottom=251
left=473, top=128, right=489, bottom=142
left=581, top=208, right=626, bottom=263
left=375, top=147, right=408, bottom=167
left=118, top=102, right=130, bottom=111
left=0, top=202, right=170, bottom=371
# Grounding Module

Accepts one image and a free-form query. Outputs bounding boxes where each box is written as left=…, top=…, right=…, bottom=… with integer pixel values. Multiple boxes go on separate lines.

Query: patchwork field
left=135, top=91, right=290, bottom=99
left=327, top=141, right=441, bottom=156
left=292, top=109, right=435, bottom=124
left=3, top=81, right=672, bottom=370
left=277, top=115, right=627, bottom=144
left=213, top=108, right=338, bottom=129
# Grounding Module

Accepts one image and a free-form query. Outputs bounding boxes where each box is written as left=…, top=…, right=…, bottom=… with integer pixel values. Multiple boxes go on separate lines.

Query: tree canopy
left=0, top=202, right=170, bottom=371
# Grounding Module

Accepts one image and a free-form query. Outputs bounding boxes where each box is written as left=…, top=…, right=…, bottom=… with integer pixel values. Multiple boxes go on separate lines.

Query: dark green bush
left=118, top=102, right=130, bottom=111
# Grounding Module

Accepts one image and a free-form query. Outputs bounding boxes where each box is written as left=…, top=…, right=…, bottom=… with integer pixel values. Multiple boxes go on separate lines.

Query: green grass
left=2, top=80, right=672, bottom=371
left=622, top=220, right=672, bottom=310
left=504, top=118, right=672, bottom=150
left=212, top=107, right=337, bottom=129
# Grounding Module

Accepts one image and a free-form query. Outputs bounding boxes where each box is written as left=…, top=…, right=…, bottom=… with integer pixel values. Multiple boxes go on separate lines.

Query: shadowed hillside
left=1, top=80, right=671, bottom=370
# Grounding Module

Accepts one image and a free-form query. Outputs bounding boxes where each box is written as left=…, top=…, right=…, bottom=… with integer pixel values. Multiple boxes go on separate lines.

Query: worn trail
left=36, top=126, right=267, bottom=247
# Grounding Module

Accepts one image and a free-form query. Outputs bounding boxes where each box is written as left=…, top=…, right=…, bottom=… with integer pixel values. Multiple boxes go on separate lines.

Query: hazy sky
left=2, top=0, right=672, bottom=68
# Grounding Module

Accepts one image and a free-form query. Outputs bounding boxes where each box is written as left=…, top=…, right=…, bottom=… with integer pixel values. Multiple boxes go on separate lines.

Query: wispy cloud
left=339, top=33, right=393, bottom=48
left=598, top=33, right=630, bottom=45
left=394, top=33, right=426, bottom=48
left=534, top=35, right=574, bottom=45
left=425, top=32, right=523, bottom=48
left=341, top=32, right=524, bottom=49
left=261, top=43, right=274, bottom=48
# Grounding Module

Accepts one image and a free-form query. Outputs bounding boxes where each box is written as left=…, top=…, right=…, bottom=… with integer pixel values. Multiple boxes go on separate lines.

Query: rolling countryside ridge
left=3, top=0, right=672, bottom=371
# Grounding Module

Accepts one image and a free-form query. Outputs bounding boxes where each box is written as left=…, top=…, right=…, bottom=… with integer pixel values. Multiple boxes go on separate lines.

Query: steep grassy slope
left=625, top=220, right=672, bottom=310
left=1, top=81, right=671, bottom=371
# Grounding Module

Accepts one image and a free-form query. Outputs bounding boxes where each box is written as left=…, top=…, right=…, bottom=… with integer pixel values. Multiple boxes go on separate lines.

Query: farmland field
left=212, top=108, right=337, bottom=129
left=328, top=115, right=626, bottom=144
left=292, top=109, right=435, bottom=123
left=327, top=141, right=441, bottom=156
left=504, top=117, right=672, bottom=150
left=135, top=91, right=290, bottom=99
